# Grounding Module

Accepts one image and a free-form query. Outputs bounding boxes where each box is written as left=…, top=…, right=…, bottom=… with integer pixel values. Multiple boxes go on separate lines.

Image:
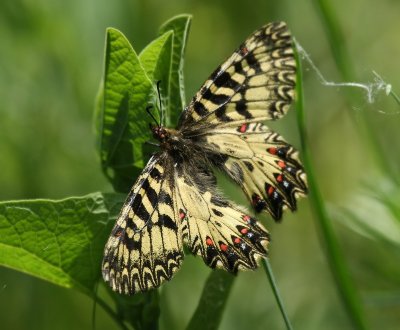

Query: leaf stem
left=262, top=258, right=293, bottom=330
left=95, top=295, right=130, bottom=330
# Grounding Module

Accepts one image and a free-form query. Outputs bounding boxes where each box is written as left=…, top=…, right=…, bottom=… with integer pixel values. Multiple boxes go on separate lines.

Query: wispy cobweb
left=294, top=39, right=399, bottom=115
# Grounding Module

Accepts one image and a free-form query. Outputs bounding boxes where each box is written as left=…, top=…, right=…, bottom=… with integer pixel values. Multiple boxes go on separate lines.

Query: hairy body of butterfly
left=102, top=21, right=307, bottom=295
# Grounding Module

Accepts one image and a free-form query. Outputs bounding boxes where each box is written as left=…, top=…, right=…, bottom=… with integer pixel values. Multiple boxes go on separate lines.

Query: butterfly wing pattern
left=201, top=123, right=307, bottom=220
left=174, top=166, right=269, bottom=273
left=102, top=21, right=307, bottom=295
left=102, top=155, right=185, bottom=294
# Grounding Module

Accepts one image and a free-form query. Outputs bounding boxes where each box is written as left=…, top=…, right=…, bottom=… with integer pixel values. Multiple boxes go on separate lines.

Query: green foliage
left=294, top=46, right=367, bottom=330
left=1, top=3, right=400, bottom=330
left=96, top=15, right=192, bottom=193
left=159, top=14, right=192, bottom=126
left=111, top=290, right=160, bottom=330
left=0, top=193, right=124, bottom=295
left=97, top=28, right=155, bottom=193
left=187, top=271, right=235, bottom=330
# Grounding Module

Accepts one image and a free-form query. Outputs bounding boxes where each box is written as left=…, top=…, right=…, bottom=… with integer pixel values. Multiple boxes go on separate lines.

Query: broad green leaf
left=186, top=270, right=234, bottom=330
left=98, top=28, right=156, bottom=192
left=159, top=14, right=192, bottom=126
left=0, top=192, right=124, bottom=296
left=139, top=31, right=174, bottom=127
left=139, top=31, right=173, bottom=82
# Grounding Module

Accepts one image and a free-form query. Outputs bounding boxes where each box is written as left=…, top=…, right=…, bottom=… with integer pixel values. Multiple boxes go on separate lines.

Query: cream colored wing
left=202, top=123, right=307, bottom=220
left=179, top=22, right=295, bottom=131
left=174, top=169, right=269, bottom=272
left=102, top=154, right=184, bottom=295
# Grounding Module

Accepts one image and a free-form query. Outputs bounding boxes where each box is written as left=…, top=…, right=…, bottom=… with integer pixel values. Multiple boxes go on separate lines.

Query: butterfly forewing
left=179, top=22, right=295, bottom=130
left=102, top=154, right=184, bottom=295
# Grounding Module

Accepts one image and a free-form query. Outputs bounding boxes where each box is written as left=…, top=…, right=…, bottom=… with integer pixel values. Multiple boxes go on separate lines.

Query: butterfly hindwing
left=102, top=155, right=184, bottom=295
left=179, top=22, right=295, bottom=130
left=201, top=123, right=307, bottom=220
left=174, top=167, right=269, bottom=272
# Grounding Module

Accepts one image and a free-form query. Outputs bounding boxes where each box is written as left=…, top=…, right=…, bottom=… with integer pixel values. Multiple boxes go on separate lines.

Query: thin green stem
left=389, top=90, right=400, bottom=107
left=313, top=0, right=399, bottom=185
left=262, top=258, right=293, bottom=330
left=372, top=71, right=400, bottom=108
left=95, top=295, right=130, bottom=330
left=294, top=44, right=367, bottom=330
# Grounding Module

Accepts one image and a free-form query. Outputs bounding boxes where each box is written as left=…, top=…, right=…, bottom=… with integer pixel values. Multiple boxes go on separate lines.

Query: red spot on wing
left=240, top=228, right=248, bottom=235
left=234, top=237, right=241, bottom=244
left=252, top=193, right=260, bottom=204
left=238, top=123, right=248, bottom=133
left=267, top=147, right=277, bottom=155
left=267, top=186, right=275, bottom=196
left=277, top=174, right=283, bottom=182
left=278, top=160, right=286, bottom=169
left=220, top=243, right=228, bottom=252
left=243, top=215, right=251, bottom=222
left=179, top=210, right=186, bottom=220
left=240, top=46, right=249, bottom=55
left=206, top=237, right=214, bottom=246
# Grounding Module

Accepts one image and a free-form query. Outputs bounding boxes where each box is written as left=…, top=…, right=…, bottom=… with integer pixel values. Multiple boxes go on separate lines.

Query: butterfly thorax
left=151, top=125, right=210, bottom=170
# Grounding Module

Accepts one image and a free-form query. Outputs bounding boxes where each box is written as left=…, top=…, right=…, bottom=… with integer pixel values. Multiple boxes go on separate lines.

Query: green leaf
left=98, top=28, right=156, bottom=192
left=139, top=31, right=173, bottom=82
left=0, top=192, right=125, bottom=296
left=139, top=31, right=174, bottom=126
left=159, top=14, right=192, bottom=126
left=186, top=270, right=234, bottom=330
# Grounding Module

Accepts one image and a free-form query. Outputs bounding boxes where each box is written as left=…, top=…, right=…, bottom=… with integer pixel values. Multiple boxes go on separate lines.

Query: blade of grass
left=294, top=43, right=368, bottom=330
left=262, top=258, right=292, bottom=330
left=313, top=0, right=399, bottom=185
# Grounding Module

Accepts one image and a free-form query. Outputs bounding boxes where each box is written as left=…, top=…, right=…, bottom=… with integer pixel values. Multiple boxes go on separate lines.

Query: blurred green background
left=1, top=0, right=400, bottom=329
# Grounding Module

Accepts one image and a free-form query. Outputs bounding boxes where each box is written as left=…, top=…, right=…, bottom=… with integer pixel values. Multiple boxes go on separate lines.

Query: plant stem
left=95, top=295, right=130, bottom=330
left=294, top=42, right=367, bottom=330
left=262, top=258, right=293, bottom=330
left=313, top=0, right=399, bottom=185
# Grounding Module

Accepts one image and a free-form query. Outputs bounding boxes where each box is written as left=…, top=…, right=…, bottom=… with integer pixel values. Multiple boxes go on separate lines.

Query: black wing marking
left=102, top=154, right=184, bottom=295
left=179, top=22, right=295, bottom=131
left=174, top=167, right=269, bottom=273
left=202, top=123, right=307, bottom=220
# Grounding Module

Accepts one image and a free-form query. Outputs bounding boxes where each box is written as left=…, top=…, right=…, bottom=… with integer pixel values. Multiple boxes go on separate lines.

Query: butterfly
left=102, top=21, right=307, bottom=295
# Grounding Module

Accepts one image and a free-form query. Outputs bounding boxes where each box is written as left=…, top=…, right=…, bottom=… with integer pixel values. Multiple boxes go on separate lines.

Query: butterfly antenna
left=156, top=80, right=164, bottom=126
left=146, top=105, right=160, bottom=128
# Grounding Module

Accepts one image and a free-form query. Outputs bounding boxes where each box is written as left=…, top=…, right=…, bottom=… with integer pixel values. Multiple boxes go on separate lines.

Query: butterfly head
left=151, top=125, right=169, bottom=142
